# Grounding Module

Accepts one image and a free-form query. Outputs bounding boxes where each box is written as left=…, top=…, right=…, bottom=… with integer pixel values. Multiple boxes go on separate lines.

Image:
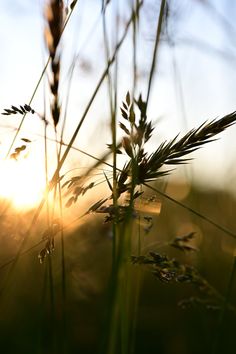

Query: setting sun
left=0, top=155, right=45, bottom=210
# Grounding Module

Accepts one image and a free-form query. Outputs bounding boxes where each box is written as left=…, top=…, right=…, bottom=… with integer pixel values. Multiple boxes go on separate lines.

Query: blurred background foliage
left=0, top=182, right=236, bottom=353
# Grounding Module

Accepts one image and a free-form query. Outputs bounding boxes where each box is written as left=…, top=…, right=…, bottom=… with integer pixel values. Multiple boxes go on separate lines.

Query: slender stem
left=146, top=0, right=166, bottom=108
left=49, top=2, right=143, bottom=188
left=37, top=263, right=48, bottom=354
left=144, top=183, right=236, bottom=240
left=3, top=142, right=236, bottom=277
left=211, top=256, right=236, bottom=354
left=55, top=135, right=67, bottom=354
left=5, top=56, right=50, bottom=158
left=0, top=3, right=143, bottom=298
left=132, top=0, right=138, bottom=97
left=5, top=4, right=78, bottom=158
left=48, top=254, right=55, bottom=353
left=102, top=0, right=118, bottom=262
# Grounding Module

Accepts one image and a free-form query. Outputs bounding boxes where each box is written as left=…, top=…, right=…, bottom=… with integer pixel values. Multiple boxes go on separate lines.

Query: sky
left=1, top=0, right=236, bottom=206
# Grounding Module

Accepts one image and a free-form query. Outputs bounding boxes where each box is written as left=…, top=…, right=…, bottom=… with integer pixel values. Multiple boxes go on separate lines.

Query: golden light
left=0, top=154, right=46, bottom=211
left=135, top=198, right=162, bottom=215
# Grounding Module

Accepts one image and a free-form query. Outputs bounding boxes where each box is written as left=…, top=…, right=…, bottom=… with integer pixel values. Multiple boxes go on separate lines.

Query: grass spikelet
left=44, top=0, right=64, bottom=127
left=1, top=104, right=35, bottom=116
left=44, top=0, right=63, bottom=61
left=139, top=111, right=236, bottom=183
left=117, top=94, right=236, bottom=186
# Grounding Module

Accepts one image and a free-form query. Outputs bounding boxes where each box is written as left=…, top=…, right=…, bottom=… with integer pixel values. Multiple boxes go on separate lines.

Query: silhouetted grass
left=1, top=1, right=236, bottom=354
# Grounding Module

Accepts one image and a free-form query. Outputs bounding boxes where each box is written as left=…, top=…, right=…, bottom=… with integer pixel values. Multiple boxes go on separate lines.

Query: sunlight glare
left=0, top=156, right=45, bottom=210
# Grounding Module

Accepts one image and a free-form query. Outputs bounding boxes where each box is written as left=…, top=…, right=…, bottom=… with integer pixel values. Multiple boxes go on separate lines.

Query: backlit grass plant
left=1, top=1, right=236, bottom=354
left=60, top=91, right=236, bottom=353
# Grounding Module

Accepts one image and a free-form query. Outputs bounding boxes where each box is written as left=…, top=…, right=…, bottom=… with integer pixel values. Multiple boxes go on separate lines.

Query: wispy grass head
left=44, top=0, right=64, bottom=128
left=63, top=92, right=236, bottom=226
left=118, top=94, right=236, bottom=187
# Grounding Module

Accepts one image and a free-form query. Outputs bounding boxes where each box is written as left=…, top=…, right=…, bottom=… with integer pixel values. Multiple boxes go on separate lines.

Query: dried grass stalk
left=139, top=111, right=236, bottom=182
left=44, top=0, right=64, bottom=127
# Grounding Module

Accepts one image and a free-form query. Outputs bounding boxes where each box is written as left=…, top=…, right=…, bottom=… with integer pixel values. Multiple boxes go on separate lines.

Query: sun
left=0, top=154, right=46, bottom=211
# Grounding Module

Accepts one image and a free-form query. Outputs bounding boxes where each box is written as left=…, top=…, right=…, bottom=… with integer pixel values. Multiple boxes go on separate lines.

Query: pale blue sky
left=1, top=0, right=236, bottom=192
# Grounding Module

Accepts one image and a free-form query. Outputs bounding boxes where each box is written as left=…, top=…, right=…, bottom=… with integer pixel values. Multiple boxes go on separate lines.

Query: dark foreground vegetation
left=0, top=182, right=236, bottom=354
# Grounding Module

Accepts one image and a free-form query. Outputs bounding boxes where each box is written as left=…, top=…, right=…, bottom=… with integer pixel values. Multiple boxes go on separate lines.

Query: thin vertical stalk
left=102, top=1, right=120, bottom=353
left=171, top=44, right=188, bottom=129
left=58, top=62, right=74, bottom=159
left=42, top=75, right=56, bottom=353
left=111, top=0, right=119, bottom=264
left=130, top=186, right=143, bottom=354
left=146, top=0, right=166, bottom=108
left=55, top=135, right=67, bottom=354
left=0, top=1, right=144, bottom=307
left=48, top=254, right=55, bottom=353
left=37, top=262, right=48, bottom=354
left=132, top=0, right=138, bottom=97
left=47, top=6, right=141, bottom=194
left=105, top=4, right=144, bottom=353
left=6, top=3, right=78, bottom=158
left=212, top=256, right=236, bottom=354
left=102, top=0, right=118, bottom=263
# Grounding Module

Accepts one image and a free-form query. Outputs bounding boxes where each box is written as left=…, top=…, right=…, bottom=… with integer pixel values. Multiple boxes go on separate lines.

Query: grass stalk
left=132, top=0, right=138, bottom=97
left=145, top=0, right=166, bottom=108
left=144, top=183, right=236, bottom=240
left=5, top=2, right=78, bottom=158
left=48, top=1, right=143, bottom=188
left=211, top=256, right=236, bottom=354
left=48, top=254, right=55, bottom=354
left=55, top=136, right=67, bottom=354
left=102, top=0, right=118, bottom=263
left=37, top=262, right=48, bottom=354
left=0, top=2, right=144, bottom=302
